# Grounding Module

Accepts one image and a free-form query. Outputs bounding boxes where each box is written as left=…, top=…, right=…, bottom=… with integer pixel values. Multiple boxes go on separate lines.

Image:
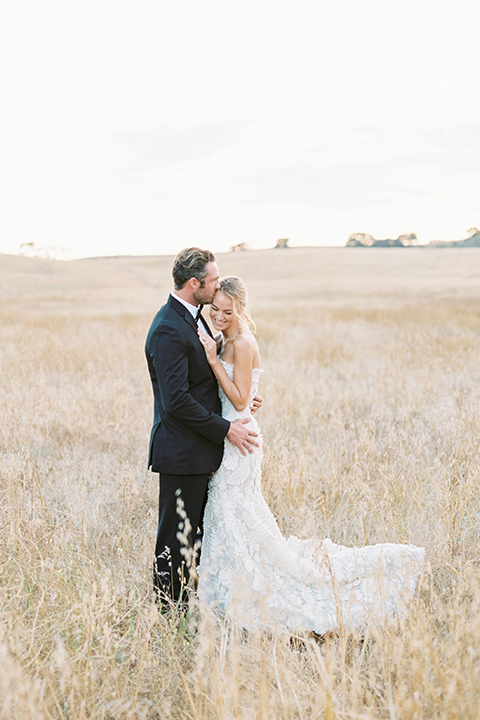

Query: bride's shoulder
left=234, top=331, right=256, bottom=352
left=233, top=331, right=260, bottom=365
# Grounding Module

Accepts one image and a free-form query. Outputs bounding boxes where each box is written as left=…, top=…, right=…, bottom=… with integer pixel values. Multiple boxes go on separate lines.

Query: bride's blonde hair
left=219, top=276, right=256, bottom=332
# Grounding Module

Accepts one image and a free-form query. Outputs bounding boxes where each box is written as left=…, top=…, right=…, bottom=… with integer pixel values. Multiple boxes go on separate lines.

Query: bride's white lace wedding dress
left=198, top=361, right=425, bottom=634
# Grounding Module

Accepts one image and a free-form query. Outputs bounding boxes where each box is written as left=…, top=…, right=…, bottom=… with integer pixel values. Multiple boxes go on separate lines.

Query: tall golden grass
left=1, top=247, right=480, bottom=718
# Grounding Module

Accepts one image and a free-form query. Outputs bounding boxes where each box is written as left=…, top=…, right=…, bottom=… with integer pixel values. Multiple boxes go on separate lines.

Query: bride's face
left=209, top=291, right=237, bottom=333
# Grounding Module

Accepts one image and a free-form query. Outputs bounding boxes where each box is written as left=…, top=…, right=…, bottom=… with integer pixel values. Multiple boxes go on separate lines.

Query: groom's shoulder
left=150, top=296, right=180, bottom=324
left=146, top=297, right=185, bottom=340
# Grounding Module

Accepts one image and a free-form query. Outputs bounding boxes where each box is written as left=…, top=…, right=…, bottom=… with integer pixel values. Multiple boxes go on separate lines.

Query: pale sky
left=1, top=0, right=479, bottom=259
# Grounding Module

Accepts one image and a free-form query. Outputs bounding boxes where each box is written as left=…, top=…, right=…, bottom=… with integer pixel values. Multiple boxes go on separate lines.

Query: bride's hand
left=251, top=394, right=263, bottom=414
left=198, top=329, right=219, bottom=366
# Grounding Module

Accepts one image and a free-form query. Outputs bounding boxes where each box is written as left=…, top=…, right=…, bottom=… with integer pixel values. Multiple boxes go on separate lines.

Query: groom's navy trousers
left=145, top=294, right=229, bottom=606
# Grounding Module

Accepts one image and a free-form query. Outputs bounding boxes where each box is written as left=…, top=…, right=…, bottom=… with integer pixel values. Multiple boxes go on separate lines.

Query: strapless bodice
left=218, top=360, right=262, bottom=422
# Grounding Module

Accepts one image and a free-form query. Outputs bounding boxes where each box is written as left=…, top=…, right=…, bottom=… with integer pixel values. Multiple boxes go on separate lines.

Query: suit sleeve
left=149, top=323, right=230, bottom=445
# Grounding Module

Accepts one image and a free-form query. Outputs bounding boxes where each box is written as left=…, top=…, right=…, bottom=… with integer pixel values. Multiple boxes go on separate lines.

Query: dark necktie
left=195, top=305, right=203, bottom=325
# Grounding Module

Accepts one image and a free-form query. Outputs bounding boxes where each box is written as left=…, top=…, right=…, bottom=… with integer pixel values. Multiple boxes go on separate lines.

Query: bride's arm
left=198, top=332, right=254, bottom=411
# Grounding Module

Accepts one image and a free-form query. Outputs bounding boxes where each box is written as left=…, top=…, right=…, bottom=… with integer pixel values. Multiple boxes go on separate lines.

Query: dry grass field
left=1, top=247, right=480, bottom=719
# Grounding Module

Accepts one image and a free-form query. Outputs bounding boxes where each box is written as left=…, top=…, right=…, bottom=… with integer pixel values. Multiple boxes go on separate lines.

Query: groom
left=145, top=247, right=258, bottom=610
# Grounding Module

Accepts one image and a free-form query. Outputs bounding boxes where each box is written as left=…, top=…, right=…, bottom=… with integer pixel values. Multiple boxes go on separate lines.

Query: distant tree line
left=346, top=233, right=418, bottom=248
left=346, top=228, right=480, bottom=248
left=229, top=238, right=291, bottom=252
left=19, top=243, right=72, bottom=260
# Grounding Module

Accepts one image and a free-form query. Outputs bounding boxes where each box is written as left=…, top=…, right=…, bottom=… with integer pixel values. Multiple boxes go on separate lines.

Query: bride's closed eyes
left=211, top=303, right=232, bottom=315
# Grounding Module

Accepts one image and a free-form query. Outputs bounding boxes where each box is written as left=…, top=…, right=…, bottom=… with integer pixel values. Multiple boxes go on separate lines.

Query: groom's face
left=193, top=261, right=220, bottom=305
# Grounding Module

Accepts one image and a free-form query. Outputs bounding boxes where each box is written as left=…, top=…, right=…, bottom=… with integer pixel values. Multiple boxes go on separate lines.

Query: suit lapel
left=168, top=294, right=215, bottom=338
left=184, top=309, right=198, bottom=333
left=197, top=311, right=214, bottom=338
left=167, top=293, right=202, bottom=335
left=167, top=294, right=218, bottom=373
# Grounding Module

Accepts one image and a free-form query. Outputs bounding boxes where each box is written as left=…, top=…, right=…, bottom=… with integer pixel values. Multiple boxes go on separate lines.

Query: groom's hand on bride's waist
left=227, top=419, right=259, bottom=456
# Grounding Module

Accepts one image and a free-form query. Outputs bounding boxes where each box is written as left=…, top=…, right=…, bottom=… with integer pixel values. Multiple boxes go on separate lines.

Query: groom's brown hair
left=172, top=247, right=216, bottom=290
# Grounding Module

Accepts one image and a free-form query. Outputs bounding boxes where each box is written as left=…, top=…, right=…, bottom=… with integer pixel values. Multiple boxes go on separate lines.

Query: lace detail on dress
left=210, top=361, right=263, bottom=487
left=199, top=363, right=424, bottom=634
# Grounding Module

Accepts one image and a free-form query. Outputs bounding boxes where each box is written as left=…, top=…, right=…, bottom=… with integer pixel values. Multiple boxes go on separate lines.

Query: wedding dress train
left=198, top=361, right=424, bottom=634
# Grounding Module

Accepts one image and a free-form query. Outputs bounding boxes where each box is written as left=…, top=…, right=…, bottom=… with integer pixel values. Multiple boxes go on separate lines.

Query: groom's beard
left=193, top=288, right=216, bottom=305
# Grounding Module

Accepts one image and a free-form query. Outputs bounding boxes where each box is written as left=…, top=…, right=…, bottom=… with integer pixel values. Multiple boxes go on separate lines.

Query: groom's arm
left=149, top=323, right=230, bottom=444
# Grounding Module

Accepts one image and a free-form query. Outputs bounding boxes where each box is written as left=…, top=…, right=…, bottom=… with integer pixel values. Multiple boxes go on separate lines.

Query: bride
left=197, top=276, right=424, bottom=634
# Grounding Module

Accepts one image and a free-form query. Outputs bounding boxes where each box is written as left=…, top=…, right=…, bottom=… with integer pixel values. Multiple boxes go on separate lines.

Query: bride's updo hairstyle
left=219, top=276, right=256, bottom=332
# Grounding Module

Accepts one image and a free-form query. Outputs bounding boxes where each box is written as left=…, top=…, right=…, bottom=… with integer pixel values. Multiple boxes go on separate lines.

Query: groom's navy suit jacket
left=145, top=294, right=230, bottom=475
